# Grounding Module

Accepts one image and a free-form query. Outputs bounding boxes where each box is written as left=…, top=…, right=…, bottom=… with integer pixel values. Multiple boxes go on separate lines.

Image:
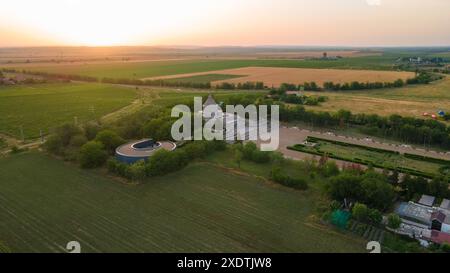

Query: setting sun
left=1, top=0, right=231, bottom=46
left=1, top=0, right=450, bottom=47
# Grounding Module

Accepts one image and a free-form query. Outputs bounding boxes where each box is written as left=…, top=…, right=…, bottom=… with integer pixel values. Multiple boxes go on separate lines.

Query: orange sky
left=1, top=0, right=449, bottom=47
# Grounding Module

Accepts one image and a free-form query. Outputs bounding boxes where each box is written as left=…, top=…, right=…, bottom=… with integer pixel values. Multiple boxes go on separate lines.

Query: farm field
left=4, top=55, right=400, bottom=79
left=164, top=73, right=242, bottom=84
left=150, top=67, right=414, bottom=87
left=0, top=152, right=365, bottom=253
left=0, top=83, right=136, bottom=139
left=304, top=76, right=450, bottom=121
left=289, top=139, right=445, bottom=176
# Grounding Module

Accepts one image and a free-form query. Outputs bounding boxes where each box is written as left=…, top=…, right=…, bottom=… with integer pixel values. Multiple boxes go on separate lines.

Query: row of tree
left=326, top=169, right=397, bottom=211
left=9, top=68, right=439, bottom=91
left=273, top=104, right=450, bottom=149
left=269, top=92, right=327, bottom=106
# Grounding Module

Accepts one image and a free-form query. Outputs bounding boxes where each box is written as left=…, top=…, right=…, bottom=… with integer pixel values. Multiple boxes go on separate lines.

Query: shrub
left=321, top=161, right=340, bottom=177
left=84, top=122, right=101, bottom=140
left=387, top=214, right=402, bottom=229
left=368, top=209, right=383, bottom=225
left=270, top=167, right=308, bottom=190
left=128, top=160, right=147, bottom=181
left=69, top=134, right=88, bottom=147
left=146, top=149, right=188, bottom=176
left=79, top=141, right=108, bottom=168
left=54, top=123, right=83, bottom=146
left=352, top=203, right=369, bottom=222
left=95, top=130, right=125, bottom=154
left=44, top=135, right=63, bottom=155
left=183, top=141, right=207, bottom=158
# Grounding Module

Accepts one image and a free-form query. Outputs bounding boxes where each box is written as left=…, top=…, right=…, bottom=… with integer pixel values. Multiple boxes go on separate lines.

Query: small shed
left=418, top=195, right=436, bottom=207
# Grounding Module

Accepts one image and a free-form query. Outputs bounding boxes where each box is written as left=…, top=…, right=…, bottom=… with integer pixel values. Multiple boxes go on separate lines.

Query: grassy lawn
left=7, top=56, right=398, bottom=79
left=164, top=74, right=243, bottom=84
left=304, top=76, right=450, bottom=122
left=0, top=152, right=365, bottom=253
left=0, top=83, right=136, bottom=139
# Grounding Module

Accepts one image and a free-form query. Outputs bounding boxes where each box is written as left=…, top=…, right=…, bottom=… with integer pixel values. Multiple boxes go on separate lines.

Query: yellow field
left=146, top=67, right=415, bottom=87
left=304, top=75, right=450, bottom=121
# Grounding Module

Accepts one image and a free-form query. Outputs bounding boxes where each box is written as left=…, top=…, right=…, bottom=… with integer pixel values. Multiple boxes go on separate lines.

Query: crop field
left=164, top=73, right=242, bottom=84
left=304, top=76, right=450, bottom=121
left=150, top=67, right=414, bottom=87
left=0, top=83, right=136, bottom=139
left=0, top=152, right=365, bottom=253
left=4, top=55, right=400, bottom=79
left=290, top=139, right=445, bottom=176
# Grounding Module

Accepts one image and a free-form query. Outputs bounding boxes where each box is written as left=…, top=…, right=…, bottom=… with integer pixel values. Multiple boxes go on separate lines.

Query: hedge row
left=306, top=136, right=400, bottom=155
left=287, top=145, right=434, bottom=179
left=404, top=153, right=450, bottom=166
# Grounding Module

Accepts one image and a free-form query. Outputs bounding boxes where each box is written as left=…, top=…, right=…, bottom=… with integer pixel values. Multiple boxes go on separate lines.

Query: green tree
left=327, top=173, right=363, bottom=201
left=387, top=213, right=402, bottom=229
left=83, top=121, right=101, bottom=140
left=234, top=148, right=243, bottom=168
left=44, top=135, right=63, bottom=155
left=368, top=209, right=383, bottom=225
left=321, top=161, right=340, bottom=177
left=95, top=130, right=125, bottom=154
left=360, top=177, right=396, bottom=211
left=428, top=177, right=449, bottom=198
left=352, top=203, right=369, bottom=222
left=54, top=123, right=83, bottom=146
left=79, top=141, right=108, bottom=168
left=69, top=134, right=88, bottom=147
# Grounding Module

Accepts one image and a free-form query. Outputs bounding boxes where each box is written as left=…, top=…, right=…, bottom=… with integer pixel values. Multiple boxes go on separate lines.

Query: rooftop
left=116, top=139, right=176, bottom=157
left=396, top=202, right=434, bottom=226
left=441, top=199, right=450, bottom=211
left=203, top=94, right=218, bottom=108
left=430, top=230, right=450, bottom=245
left=418, top=195, right=436, bottom=207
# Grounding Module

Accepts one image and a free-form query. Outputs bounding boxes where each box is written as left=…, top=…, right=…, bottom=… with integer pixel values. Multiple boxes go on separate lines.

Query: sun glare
left=1, top=0, right=226, bottom=46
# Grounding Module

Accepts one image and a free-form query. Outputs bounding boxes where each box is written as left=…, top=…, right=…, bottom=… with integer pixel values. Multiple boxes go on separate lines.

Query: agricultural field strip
left=142, top=67, right=414, bottom=87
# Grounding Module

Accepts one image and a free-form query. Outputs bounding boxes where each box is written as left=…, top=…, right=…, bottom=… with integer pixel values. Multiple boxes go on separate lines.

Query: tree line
left=5, top=68, right=439, bottom=91
left=271, top=103, right=450, bottom=149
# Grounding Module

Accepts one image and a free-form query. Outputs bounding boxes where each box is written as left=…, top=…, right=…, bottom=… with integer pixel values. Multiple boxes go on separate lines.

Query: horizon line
left=1, top=44, right=450, bottom=49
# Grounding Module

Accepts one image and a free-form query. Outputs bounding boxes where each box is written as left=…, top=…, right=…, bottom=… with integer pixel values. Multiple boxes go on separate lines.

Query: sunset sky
left=1, top=0, right=449, bottom=47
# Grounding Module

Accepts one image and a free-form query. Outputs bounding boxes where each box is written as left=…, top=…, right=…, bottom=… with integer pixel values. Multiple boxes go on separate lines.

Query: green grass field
left=0, top=83, right=136, bottom=139
left=164, top=74, right=243, bottom=84
left=7, top=56, right=398, bottom=79
left=0, top=152, right=365, bottom=253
